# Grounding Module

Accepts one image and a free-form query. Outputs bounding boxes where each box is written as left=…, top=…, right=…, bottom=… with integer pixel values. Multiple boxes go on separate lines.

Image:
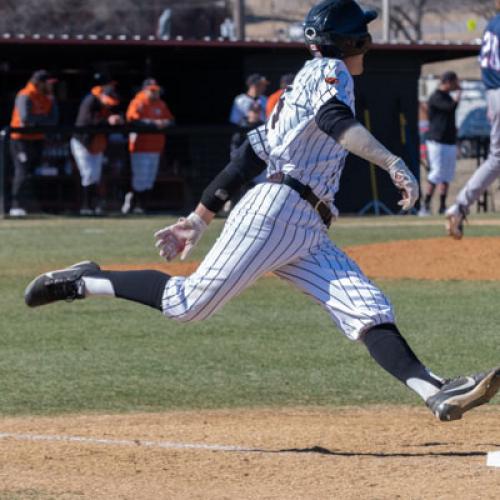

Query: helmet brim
left=364, top=10, right=378, bottom=24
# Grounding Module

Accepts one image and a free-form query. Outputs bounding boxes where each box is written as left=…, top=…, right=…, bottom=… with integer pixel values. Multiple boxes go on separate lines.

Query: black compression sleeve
left=200, top=138, right=267, bottom=213
left=363, top=323, right=442, bottom=388
left=102, top=270, right=170, bottom=311
left=315, top=96, right=359, bottom=141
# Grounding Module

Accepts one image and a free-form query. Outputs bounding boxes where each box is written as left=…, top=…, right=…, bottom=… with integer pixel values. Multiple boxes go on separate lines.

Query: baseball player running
left=446, top=1, right=500, bottom=238
left=25, top=0, right=499, bottom=422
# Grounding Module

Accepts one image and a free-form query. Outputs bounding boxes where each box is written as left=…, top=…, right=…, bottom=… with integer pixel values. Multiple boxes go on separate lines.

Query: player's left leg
left=274, top=236, right=500, bottom=421
left=25, top=182, right=322, bottom=322
left=24, top=261, right=170, bottom=311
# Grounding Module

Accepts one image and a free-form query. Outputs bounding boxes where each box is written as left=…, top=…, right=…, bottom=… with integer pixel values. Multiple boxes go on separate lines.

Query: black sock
left=363, top=323, right=442, bottom=389
left=101, top=270, right=170, bottom=310
left=439, top=194, right=447, bottom=213
left=424, top=194, right=432, bottom=211
left=135, top=190, right=146, bottom=209
left=81, top=185, right=91, bottom=209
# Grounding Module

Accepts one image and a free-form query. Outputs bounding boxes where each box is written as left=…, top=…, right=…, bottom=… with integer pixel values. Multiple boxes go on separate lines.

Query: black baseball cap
left=441, top=71, right=458, bottom=83
left=30, top=69, right=57, bottom=84
left=93, top=72, right=116, bottom=86
left=280, top=73, right=295, bottom=87
left=142, top=78, right=161, bottom=91
left=246, top=73, right=270, bottom=87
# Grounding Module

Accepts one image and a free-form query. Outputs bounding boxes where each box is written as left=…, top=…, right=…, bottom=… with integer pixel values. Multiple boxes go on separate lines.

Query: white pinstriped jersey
left=161, top=56, right=394, bottom=342
left=248, top=57, right=355, bottom=217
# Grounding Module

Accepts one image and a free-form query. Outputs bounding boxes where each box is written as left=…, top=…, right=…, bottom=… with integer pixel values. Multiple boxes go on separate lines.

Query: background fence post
left=0, top=127, right=8, bottom=218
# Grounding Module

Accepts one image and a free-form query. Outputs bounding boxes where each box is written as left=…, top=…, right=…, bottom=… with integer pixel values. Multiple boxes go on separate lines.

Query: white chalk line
left=0, top=432, right=257, bottom=453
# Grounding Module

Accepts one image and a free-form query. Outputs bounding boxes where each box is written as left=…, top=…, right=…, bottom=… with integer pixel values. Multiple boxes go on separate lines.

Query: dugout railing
left=0, top=124, right=239, bottom=217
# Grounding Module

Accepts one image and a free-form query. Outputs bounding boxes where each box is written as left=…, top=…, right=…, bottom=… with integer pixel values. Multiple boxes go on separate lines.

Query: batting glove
left=154, top=212, right=208, bottom=262
left=388, top=158, right=419, bottom=211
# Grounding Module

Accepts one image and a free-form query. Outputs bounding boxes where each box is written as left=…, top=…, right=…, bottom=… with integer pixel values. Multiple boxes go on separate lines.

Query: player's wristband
left=200, top=139, right=267, bottom=212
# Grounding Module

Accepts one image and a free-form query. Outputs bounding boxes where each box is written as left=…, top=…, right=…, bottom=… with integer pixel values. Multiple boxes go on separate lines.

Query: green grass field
left=0, top=216, right=499, bottom=416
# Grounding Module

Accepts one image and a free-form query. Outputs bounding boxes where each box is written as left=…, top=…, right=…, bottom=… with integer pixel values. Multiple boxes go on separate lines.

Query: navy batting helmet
left=304, top=0, right=378, bottom=59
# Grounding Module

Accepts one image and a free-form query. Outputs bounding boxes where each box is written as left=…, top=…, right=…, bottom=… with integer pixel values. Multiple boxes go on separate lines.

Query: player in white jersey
left=25, top=0, right=499, bottom=422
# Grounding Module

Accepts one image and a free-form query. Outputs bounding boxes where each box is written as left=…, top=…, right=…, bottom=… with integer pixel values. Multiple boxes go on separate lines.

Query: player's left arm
left=316, top=97, right=419, bottom=211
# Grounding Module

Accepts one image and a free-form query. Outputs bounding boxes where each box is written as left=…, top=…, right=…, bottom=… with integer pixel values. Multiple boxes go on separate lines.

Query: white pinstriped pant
left=162, top=183, right=394, bottom=341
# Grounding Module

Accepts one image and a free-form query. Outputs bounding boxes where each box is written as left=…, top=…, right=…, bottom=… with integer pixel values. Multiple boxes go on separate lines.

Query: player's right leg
left=446, top=88, right=500, bottom=238
left=274, top=237, right=500, bottom=421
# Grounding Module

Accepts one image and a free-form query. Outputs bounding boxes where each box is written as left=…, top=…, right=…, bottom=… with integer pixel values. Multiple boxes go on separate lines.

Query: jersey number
left=481, top=31, right=500, bottom=71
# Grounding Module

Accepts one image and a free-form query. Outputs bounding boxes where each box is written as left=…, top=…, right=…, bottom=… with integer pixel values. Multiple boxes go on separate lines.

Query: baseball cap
left=142, top=78, right=161, bottom=91
left=246, top=73, right=270, bottom=87
left=280, top=73, right=295, bottom=87
left=30, top=69, right=57, bottom=84
left=441, top=71, right=458, bottom=83
left=94, top=72, right=116, bottom=87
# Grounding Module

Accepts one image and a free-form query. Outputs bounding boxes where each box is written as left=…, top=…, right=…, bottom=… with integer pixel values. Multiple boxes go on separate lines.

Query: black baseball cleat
left=426, top=367, right=500, bottom=422
left=24, top=261, right=101, bottom=308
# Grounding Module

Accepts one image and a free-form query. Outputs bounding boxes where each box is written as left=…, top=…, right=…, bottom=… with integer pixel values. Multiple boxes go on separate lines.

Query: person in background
left=229, top=73, right=269, bottom=125
left=446, top=0, right=500, bottom=237
left=230, top=102, right=264, bottom=156
left=419, top=71, right=461, bottom=216
left=223, top=102, right=266, bottom=212
left=122, top=78, right=175, bottom=215
left=9, top=70, right=58, bottom=217
left=71, top=76, right=123, bottom=215
left=266, top=73, right=295, bottom=118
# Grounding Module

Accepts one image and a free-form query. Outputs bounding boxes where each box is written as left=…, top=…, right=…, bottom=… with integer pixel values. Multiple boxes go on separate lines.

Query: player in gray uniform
left=446, top=2, right=500, bottom=238
left=25, top=0, right=499, bottom=422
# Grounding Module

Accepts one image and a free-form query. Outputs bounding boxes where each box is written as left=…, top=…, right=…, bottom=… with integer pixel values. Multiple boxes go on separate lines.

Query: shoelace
left=46, top=278, right=80, bottom=302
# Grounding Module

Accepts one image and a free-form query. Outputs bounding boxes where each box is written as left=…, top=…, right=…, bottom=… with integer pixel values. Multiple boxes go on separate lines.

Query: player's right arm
left=155, top=136, right=268, bottom=261
left=316, top=96, right=419, bottom=211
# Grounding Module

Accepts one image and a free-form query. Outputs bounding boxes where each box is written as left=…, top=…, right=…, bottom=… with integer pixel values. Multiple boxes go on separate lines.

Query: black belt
left=282, top=174, right=332, bottom=227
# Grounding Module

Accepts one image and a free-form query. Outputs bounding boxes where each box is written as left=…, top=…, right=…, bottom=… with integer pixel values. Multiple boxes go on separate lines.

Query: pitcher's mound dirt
left=345, top=236, right=500, bottom=281
left=110, top=237, right=500, bottom=281
left=0, top=407, right=499, bottom=499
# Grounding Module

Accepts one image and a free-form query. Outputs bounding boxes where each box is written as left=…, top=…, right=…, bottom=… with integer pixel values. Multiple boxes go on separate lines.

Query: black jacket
left=427, top=89, right=458, bottom=145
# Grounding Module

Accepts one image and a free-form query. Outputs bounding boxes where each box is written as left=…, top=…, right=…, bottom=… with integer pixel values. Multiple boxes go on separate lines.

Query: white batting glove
left=388, top=158, right=419, bottom=211
left=154, top=212, right=208, bottom=262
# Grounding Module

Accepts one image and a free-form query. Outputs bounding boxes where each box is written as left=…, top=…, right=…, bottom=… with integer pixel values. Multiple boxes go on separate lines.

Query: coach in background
left=446, top=0, right=500, bottom=237
left=266, top=73, right=295, bottom=118
left=229, top=73, right=269, bottom=125
left=419, top=71, right=461, bottom=216
left=121, top=78, right=175, bottom=215
left=9, top=70, right=58, bottom=217
left=71, top=77, right=123, bottom=216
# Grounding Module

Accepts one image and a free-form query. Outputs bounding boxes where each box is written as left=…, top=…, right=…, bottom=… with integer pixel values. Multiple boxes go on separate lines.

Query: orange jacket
left=266, top=89, right=285, bottom=118
left=89, top=86, right=115, bottom=154
left=127, top=91, right=174, bottom=153
left=10, top=82, right=57, bottom=140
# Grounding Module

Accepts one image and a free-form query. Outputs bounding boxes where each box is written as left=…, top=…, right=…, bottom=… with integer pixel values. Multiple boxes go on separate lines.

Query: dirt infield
left=109, top=237, right=500, bottom=281
left=0, top=407, right=498, bottom=499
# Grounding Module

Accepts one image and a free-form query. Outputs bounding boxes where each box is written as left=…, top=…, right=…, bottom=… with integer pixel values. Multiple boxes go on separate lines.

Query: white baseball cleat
left=445, top=204, right=467, bottom=240
left=9, top=207, right=27, bottom=217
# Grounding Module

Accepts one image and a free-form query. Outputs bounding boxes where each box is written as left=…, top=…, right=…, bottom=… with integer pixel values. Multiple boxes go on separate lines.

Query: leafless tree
left=467, top=0, right=498, bottom=19
left=0, top=0, right=230, bottom=36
